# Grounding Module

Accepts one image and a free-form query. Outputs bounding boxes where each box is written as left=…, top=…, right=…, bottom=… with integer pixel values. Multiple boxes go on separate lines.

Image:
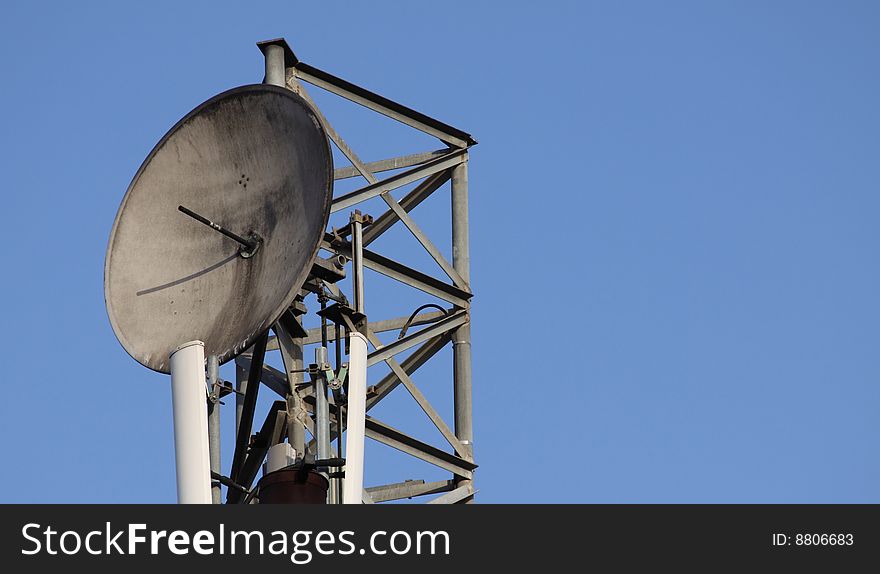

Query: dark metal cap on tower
left=256, top=37, right=299, bottom=67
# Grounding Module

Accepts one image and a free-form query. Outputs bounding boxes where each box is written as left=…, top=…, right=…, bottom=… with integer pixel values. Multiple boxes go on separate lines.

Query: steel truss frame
left=223, top=38, right=475, bottom=504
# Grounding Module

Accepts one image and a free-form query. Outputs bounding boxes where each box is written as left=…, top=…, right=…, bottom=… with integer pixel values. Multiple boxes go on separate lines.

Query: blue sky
left=1, top=1, right=878, bottom=502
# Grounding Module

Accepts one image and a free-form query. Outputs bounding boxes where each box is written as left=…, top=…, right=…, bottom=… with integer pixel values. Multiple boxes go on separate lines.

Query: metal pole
left=169, top=341, right=212, bottom=504
left=235, top=362, right=247, bottom=436
left=333, top=321, right=344, bottom=504
left=351, top=212, right=366, bottom=313
left=343, top=331, right=368, bottom=504
left=315, top=347, right=331, bottom=462
left=287, top=396, right=306, bottom=457
left=207, top=355, right=221, bottom=504
left=287, top=314, right=307, bottom=456
left=264, top=44, right=286, bottom=87
left=341, top=212, right=368, bottom=504
left=230, top=331, right=269, bottom=483
left=264, top=40, right=309, bottom=458
left=451, top=159, right=474, bottom=500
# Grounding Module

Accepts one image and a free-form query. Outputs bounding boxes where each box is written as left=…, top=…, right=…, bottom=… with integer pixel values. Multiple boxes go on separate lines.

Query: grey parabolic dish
left=105, top=84, right=333, bottom=373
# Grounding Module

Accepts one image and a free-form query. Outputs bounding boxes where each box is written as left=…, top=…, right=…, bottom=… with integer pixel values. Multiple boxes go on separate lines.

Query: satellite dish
left=104, top=84, right=333, bottom=373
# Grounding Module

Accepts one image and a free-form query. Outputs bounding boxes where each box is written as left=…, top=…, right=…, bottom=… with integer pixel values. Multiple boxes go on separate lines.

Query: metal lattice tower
left=223, top=38, right=476, bottom=504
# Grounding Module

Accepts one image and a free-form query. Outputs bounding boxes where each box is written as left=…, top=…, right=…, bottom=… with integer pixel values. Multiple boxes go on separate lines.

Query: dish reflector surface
left=105, top=84, right=332, bottom=373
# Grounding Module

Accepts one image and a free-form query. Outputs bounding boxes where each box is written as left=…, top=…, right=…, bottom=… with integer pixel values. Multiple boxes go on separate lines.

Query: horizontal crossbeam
left=427, top=484, right=475, bottom=504
left=367, top=310, right=467, bottom=367
left=330, top=149, right=465, bottom=213
left=294, top=62, right=477, bottom=148
left=265, top=310, right=446, bottom=350
left=322, top=239, right=471, bottom=307
left=334, top=149, right=451, bottom=180
left=365, top=416, right=476, bottom=478
left=366, top=479, right=454, bottom=503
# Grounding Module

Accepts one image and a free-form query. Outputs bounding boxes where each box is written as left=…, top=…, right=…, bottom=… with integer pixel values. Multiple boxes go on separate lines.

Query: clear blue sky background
left=1, top=1, right=878, bottom=502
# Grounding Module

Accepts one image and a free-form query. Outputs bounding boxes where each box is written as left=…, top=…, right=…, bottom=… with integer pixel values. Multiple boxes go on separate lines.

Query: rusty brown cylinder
left=258, top=469, right=329, bottom=504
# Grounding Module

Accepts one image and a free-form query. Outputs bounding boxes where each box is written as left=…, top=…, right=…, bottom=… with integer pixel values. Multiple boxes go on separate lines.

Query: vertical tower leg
left=276, top=316, right=307, bottom=457
left=169, top=340, right=212, bottom=504
left=263, top=37, right=308, bottom=459
left=451, top=158, right=474, bottom=501
left=263, top=43, right=286, bottom=87
left=207, top=354, right=222, bottom=504
left=235, top=362, right=247, bottom=436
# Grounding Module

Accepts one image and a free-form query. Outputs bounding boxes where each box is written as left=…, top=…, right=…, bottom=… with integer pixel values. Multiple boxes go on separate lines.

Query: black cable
left=398, top=304, right=449, bottom=340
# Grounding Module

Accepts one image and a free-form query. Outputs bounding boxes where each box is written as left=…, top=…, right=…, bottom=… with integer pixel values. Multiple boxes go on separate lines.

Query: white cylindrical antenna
left=169, top=340, right=212, bottom=504
left=342, top=331, right=368, bottom=504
